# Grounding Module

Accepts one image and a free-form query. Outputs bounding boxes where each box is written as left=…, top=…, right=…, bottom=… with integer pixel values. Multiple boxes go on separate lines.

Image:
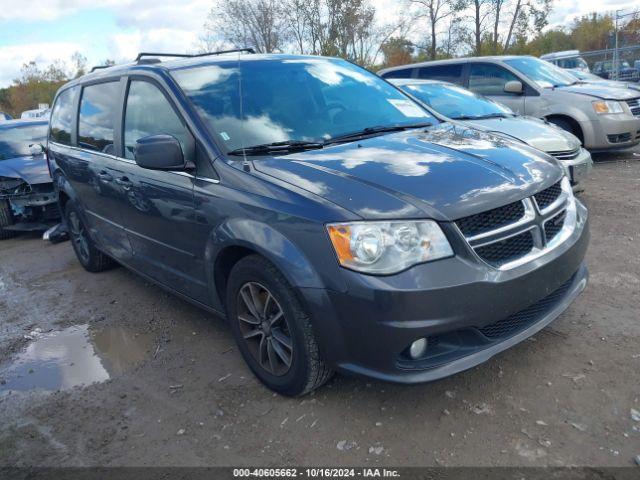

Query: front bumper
left=562, top=148, right=592, bottom=187
left=582, top=114, right=640, bottom=151
left=2, top=185, right=60, bottom=231
left=302, top=200, right=589, bottom=384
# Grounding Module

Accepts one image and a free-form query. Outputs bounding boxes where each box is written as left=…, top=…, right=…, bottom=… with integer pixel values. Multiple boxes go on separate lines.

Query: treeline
left=2, top=0, right=639, bottom=117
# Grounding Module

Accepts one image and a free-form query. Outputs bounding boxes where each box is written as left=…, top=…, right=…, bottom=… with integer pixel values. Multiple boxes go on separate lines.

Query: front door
left=116, top=79, right=207, bottom=300
left=467, top=63, right=526, bottom=114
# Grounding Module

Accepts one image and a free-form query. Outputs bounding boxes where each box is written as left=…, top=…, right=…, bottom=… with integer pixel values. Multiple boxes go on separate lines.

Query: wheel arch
left=206, top=219, right=326, bottom=311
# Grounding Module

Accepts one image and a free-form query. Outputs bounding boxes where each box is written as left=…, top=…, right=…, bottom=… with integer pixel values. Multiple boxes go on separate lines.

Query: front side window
left=417, top=64, right=463, bottom=84
left=124, top=81, right=192, bottom=161
left=382, top=68, right=414, bottom=79
left=172, top=57, right=437, bottom=153
left=468, top=64, right=520, bottom=95
left=0, top=123, right=47, bottom=160
left=504, top=57, right=577, bottom=88
left=78, top=81, right=120, bottom=154
left=49, top=87, right=78, bottom=145
left=402, top=82, right=513, bottom=120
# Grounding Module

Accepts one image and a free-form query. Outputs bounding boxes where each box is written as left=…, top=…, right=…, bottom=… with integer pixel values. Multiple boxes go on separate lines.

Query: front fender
left=205, top=218, right=333, bottom=307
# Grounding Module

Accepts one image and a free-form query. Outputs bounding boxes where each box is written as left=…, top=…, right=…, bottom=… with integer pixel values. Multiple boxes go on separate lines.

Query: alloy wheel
left=68, top=211, right=90, bottom=263
left=236, top=282, right=293, bottom=376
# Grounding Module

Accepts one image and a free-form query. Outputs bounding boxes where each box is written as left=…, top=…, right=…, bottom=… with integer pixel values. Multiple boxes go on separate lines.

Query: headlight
left=592, top=100, right=624, bottom=114
left=326, top=220, right=453, bottom=274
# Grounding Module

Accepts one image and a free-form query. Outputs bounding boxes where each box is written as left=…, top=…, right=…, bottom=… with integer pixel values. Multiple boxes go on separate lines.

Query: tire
left=547, top=117, right=581, bottom=143
left=65, top=202, right=115, bottom=272
left=0, top=201, right=18, bottom=240
left=226, top=255, right=333, bottom=396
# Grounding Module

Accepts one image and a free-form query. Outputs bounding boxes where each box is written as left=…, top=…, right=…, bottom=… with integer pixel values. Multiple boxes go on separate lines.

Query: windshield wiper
left=324, top=122, right=434, bottom=145
left=454, top=113, right=510, bottom=120
left=228, top=140, right=324, bottom=156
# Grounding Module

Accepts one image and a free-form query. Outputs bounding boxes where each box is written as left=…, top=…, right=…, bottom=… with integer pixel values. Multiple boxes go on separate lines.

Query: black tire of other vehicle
left=65, top=202, right=115, bottom=272
left=0, top=201, right=18, bottom=240
left=226, top=255, right=333, bottom=396
left=547, top=117, right=579, bottom=140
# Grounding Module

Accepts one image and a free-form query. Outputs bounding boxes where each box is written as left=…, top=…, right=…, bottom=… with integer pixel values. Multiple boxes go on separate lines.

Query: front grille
left=455, top=201, right=524, bottom=237
left=475, top=231, right=534, bottom=267
left=548, top=148, right=580, bottom=161
left=544, top=210, right=566, bottom=242
left=534, top=181, right=562, bottom=210
left=477, top=273, right=576, bottom=339
left=627, top=98, right=640, bottom=117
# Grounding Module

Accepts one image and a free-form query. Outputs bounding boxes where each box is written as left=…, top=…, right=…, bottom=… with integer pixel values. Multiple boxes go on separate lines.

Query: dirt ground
left=1, top=149, right=639, bottom=468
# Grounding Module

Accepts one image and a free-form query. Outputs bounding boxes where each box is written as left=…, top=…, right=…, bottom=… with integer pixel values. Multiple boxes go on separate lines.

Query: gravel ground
left=0, top=148, right=639, bottom=468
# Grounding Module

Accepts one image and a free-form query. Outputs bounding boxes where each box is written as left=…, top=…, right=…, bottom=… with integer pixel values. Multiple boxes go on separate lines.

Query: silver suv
left=379, top=56, right=640, bottom=151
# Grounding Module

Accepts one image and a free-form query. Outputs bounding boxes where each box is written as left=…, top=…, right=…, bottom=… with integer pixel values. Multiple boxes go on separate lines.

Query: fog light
left=409, top=338, right=428, bottom=359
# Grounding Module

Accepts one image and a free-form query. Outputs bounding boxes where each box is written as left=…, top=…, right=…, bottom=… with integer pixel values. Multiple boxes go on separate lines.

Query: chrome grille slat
left=547, top=148, right=580, bottom=161
left=627, top=98, right=640, bottom=118
left=454, top=180, right=574, bottom=270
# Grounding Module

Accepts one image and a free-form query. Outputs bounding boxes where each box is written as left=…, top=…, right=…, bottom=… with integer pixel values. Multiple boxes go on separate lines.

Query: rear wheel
left=66, top=202, right=115, bottom=272
left=226, top=255, right=333, bottom=396
left=0, top=201, right=18, bottom=240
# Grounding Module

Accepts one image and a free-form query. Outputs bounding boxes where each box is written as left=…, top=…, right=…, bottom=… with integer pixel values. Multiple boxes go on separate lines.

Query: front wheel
left=226, top=255, right=333, bottom=396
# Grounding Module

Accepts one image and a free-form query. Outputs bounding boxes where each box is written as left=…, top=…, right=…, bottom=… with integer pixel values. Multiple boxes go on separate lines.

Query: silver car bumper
left=561, top=148, right=592, bottom=186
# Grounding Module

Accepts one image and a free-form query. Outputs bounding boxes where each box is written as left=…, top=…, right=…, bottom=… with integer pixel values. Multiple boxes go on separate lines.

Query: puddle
left=0, top=324, right=153, bottom=394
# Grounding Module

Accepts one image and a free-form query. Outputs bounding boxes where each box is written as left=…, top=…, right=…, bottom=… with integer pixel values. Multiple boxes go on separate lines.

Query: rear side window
left=124, top=81, right=192, bottom=161
left=381, top=68, right=414, bottom=79
left=78, top=82, right=120, bottom=154
left=417, top=64, right=463, bottom=84
left=468, top=63, right=519, bottom=95
left=49, top=87, right=78, bottom=145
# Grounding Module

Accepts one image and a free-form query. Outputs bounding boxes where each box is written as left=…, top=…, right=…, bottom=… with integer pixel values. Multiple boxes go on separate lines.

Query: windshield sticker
left=220, top=132, right=231, bottom=141
left=387, top=99, right=429, bottom=118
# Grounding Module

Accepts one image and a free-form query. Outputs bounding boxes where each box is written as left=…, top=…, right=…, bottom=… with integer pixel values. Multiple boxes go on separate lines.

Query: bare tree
left=206, top=0, right=289, bottom=53
left=409, top=0, right=458, bottom=60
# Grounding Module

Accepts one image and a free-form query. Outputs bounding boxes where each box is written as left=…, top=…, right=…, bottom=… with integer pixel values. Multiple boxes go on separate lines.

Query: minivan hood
left=254, top=123, right=563, bottom=221
left=463, top=116, right=581, bottom=153
left=0, top=155, right=51, bottom=185
left=558, top=83, right=640, bottom=100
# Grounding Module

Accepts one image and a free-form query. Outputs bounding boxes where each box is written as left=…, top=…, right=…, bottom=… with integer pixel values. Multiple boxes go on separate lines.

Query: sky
left=0, top=0, right=638, bottom=88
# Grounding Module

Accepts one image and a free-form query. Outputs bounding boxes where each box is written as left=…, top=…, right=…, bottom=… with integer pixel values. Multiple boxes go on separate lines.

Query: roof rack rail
left=135, top=48, right=255, bottom=63
left=90, top=65, right=111, bottom=73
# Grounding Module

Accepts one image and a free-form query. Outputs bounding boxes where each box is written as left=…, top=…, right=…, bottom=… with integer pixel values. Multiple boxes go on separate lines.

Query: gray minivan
left=379, top=56, right=640, bottom=151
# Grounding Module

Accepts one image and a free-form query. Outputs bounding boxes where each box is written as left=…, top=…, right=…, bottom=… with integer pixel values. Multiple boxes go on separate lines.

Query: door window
left=78, top=82, right=120, bottom=154
left=416, top=64, right=463, bottom=84
left=468, top=64, right=520, bottom=95
left=49, top=87, right=78, bottom=145
left=124, top=81, right=192, bottom=161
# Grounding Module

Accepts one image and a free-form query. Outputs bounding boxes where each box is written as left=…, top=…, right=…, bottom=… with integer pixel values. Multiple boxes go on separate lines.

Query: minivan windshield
left=505, top=57, right=578, bottom=88
left=399, top=82, right=513, bottom=120
left=171, top=57, right=438, bottom=153
left=0, top=123, right=47, bottom=160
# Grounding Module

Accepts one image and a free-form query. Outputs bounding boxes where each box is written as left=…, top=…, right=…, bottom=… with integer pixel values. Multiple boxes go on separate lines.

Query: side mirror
left=134, top=135, right=191, bottom=171
left=29, top=143, right=45, bottom=156
left=504, top=80, right=523, bottom=94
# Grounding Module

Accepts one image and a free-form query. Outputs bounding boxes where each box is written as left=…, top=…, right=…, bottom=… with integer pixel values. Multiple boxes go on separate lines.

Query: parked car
left=592, top=60, right=639, bottom=82
left=567, top=69, right=640, bottom=93
left=20, top=107, right=51, bottom=119
left=0, top=119, right=59, bottom=239
left=49, top=52, right=589, bottom=396
left=389, top=78, right=592, bottom=187
left=379, top=56, right=640, bottom=151
left=0, top=112, right=12, bottom=122
left=540, top=50, right=589, bottom=72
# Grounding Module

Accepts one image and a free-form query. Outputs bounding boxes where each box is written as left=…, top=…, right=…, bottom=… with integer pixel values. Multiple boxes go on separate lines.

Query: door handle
left=115, top=176, right=132, bottom=190
left=98, top=170, right=113, bottom=182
